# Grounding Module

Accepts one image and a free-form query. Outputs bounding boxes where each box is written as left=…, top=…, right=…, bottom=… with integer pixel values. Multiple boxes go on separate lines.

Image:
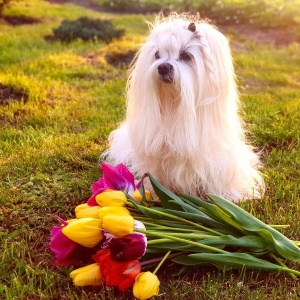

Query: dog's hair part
left=103, top=13, right=264, bottom=202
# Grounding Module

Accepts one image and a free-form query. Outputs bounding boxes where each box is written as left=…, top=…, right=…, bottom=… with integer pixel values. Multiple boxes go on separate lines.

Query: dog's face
left=151, top=22, right=197, bottom=84
left=130, top=17, right=229, bottom=108
left=141, top=20, right=202, bottom=89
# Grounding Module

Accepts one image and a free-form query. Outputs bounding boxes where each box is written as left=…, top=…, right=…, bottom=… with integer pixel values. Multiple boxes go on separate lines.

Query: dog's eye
left=179, top=51, right=192, bottom=62
left=155, top=51, right=160, bottom=60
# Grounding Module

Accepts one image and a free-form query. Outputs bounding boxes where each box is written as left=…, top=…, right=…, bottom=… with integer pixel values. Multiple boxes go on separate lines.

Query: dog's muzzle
left=157, top=63, right=174, bottom=83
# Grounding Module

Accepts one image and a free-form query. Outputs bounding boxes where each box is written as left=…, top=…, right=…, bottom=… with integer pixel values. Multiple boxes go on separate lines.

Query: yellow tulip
left=97, top=206, right=131, bottom=221
left=132, top=189, right=152, bottom=203
left=66, top=218, right=77, bottom=224
left=133, top=271, right=160, bottom=300
left=70, top=263, right=102, bottom=286
left=96, top=190, right=127, bottom=207
left=75, top=203, right=100, bottom=219
left=62, top=218, right=103, bottom=248
left=102, top=215, right=134, bottom=238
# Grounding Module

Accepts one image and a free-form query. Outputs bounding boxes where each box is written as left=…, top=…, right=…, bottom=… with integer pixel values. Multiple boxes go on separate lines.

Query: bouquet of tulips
left=50, top=163, right=300, bottom=299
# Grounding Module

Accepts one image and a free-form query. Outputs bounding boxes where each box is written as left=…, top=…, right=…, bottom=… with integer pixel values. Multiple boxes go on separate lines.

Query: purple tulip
left=87, top=163, right=136, bottom=206
left=50, top=217, right=81, bottom=267
left=109, top=233, right=147, bottom=262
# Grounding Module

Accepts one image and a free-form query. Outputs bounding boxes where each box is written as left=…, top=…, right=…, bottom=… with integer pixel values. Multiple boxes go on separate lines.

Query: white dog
left=103, top=13, right=264, bottom=202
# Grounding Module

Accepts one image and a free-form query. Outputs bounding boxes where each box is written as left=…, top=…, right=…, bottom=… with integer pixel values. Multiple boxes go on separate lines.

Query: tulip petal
left=50, top=222, right=81, bottom=267
left=133, top=271, right=160, bottom=300
left=134, top=220, right=146, bottom=231
left=102, top=163, right=135, bottom=194
left=102, top=215, right=134, bottom=238
left=70, top=263, right=102, bottom=286
left=96, top=190, right=127, bottom=207
left=97, top=206, right=131, bottom=221
left=62, top=218, right=103, bottom=248
left=87, top=178, right=106, bottom=206
left=75, top=203, right=100, bottom=219
left=109, top=233, right=147, bottom=262
left=93, top=249, right=140, bottom=292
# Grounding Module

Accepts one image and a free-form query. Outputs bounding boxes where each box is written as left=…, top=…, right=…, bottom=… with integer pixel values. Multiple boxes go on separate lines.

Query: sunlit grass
left=0, top=0, right=300, bottom=299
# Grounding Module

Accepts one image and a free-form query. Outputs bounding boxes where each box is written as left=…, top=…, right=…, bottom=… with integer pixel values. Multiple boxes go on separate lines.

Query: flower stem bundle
left=49, top=164, right=300, bottom=299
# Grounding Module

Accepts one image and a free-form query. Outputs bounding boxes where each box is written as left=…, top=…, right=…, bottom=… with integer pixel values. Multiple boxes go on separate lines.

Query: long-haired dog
left=103, top=13, right=264, bottom=202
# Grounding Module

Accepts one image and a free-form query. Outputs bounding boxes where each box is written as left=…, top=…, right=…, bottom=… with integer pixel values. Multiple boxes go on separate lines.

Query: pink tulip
left=87, top=163, right=135, bottom=206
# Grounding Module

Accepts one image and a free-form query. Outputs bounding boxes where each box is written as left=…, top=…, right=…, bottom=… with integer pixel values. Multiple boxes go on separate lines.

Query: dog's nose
left=157, top=63, right=173, bottom=76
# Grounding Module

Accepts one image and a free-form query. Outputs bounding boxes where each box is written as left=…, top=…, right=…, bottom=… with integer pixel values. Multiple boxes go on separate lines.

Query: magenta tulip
left=87, top=163, right=136, bottom=206
left=50, top=218, right=81, bottom=267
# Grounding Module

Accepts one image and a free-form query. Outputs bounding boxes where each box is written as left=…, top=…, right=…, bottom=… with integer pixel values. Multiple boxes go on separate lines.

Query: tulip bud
left=132, top=189, right=152, bottom=203
left=133, top=271, right=160, bottom=300
left=75, top=203, right=100, bottom=219
left=134, top=220, right=146, bottom=231
left=92, top=249, right=141, bottom=292
left=102, top=215, right=134, bottom=238
left=62, top=218, right=103, bottom=248
left=50, top=220, right=80, bottom=267
left=109, top=233, right=147, bottom=262
left=96, top=190, right=127, bottom=207
left=97, top=206, right=130, bottom=221
left=70, top=263, right=102, bottom=286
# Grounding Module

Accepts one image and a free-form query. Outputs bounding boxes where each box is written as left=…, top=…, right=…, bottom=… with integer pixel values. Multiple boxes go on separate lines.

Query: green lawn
left=0, top=0, right=299, bottom=299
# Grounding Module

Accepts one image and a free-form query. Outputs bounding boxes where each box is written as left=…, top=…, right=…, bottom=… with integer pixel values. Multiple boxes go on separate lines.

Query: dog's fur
left=103, top=13, right=264, bottom=202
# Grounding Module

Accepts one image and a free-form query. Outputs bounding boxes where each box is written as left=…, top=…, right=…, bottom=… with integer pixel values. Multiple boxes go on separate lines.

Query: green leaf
left=154, top=206, right=232, bottom=233
left=148, top=173, right=185, bottom=210
left=207, top=194, right=300, bottom=261
left=169, top=199, right=202, bottom=214
left=148, top=241, right=206, bottom=251
left=147, top=235, right=268, bottom=253
left=142, top=220, right=198, bottom=230
left=148, top=242, right=225, bottom=252
left=173, top=253, right=283, bottom=272
left=182, top=194, right=245, bottom=234
left=199, top=235, right=269, bottom=252
left=138, top=174, right=149, bottom=205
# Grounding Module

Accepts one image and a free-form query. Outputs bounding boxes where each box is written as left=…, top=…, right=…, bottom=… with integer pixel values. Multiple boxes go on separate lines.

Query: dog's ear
left=187, top=22, right=196, bottom=32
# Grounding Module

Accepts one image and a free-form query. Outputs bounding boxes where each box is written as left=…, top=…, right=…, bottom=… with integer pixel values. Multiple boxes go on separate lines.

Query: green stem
left=269, top=253, right=297, bottom=280
left=153, top=250, right=172, bottom=275
left=135, top=229, right=228, bottom=254
left=140, top=252, right=184, bottom=267
left=134, top=216, right=195, bottom=227
left=268, top=225, right=290, bottom=229
left=146, top=231, right=214, bottom=239
left=147, top=238, right=173, bottom=245
left=133, top=205, right=224, bottom=236
left=137, top=220, right=210, bottom=234
left=280, top=267, right=300, bottom=277
left=125, top=201, right=136, bottom=208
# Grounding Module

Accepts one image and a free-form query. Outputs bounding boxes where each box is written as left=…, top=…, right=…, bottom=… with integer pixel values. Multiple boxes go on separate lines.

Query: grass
left=0, top=0, right=300, bottom=299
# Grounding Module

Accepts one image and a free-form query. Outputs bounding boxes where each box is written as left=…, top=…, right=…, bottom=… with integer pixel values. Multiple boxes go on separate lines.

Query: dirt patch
left=219, top=24, right=299, bottom=46
left=239, top=26, right=298, bottom=46
left=262, top=137, right=298, bottom=154
left=2, top=15, right=40, bottom=26
left=0, top=83, right=29, bottom=105
left=105, top=50, right=136, bottom=67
